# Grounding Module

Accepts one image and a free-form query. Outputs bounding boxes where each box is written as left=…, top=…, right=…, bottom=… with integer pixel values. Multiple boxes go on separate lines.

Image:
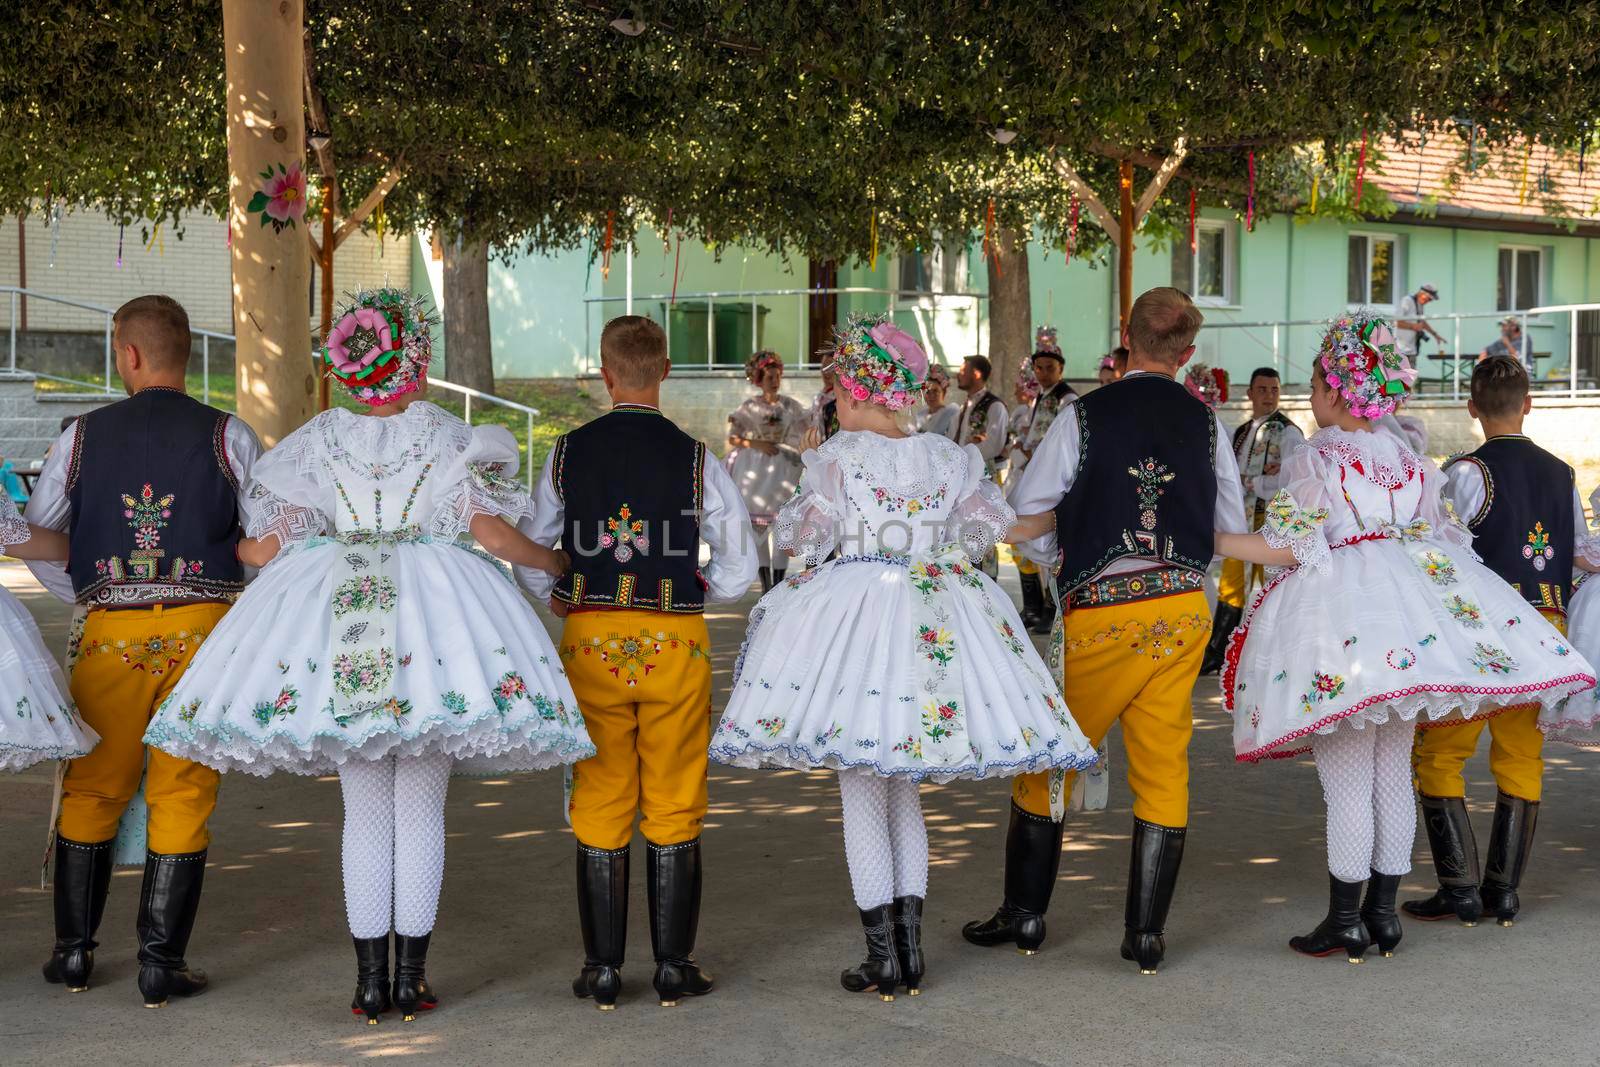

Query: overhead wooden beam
left=1049, top=151, right=1120, bottom=248
left=332, top=161, right=406, bottom=249
left=1134, top=136, right=1189, bottom=225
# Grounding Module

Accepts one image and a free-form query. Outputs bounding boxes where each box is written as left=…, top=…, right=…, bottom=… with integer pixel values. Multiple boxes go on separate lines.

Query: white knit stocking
left=1311, top=718, right=1417, bottom=882
left=885, top=777, right=928, bottom=900
left=337, top=752, right=453, bottom=939
left=838, top=771, right=894, bottom=910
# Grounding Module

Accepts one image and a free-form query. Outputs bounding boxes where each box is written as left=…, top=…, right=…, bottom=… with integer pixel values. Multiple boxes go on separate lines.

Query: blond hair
left=600, top=315, right=668, bottom=389
left=1127, top=287, right=1204, bottom=365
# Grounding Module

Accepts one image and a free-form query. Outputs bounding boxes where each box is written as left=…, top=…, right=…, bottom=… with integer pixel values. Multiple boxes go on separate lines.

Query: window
left=1497, top=247, right=1544, bottom=311
left=1170, top=221, right=1236, bottom=305
left=898, top=241, right=967, bottom=295
left=1347, top=234, right=1400, bottom=306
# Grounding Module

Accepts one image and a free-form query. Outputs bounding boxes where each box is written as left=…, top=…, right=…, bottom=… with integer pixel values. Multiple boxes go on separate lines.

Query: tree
left=442, top=235, right=495, bottom=393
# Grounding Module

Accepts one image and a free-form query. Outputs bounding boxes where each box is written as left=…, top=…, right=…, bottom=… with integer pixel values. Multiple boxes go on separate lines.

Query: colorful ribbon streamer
left=660, top=207, right=673, bottom=276
left=670, top=230, right=682, bottom=306
left=869, top=210, right=878, bottom=272
left=984, top=198, right=1002, bottom=278
left=1188, top=188, right=1198, bottom=253
left=1245, top=152, right=1256, bottom=232
left=1518, top=142, right=1534, bottom=204
left=1066, top=196, right=1079, bottom=264
left=600, top=210, right=615, bottom=281
left=116, top=224, right=124, bottom=268
left=1353, top=129, right=1369, bottom=209
left=1310, top=171, right=1320, bottom=214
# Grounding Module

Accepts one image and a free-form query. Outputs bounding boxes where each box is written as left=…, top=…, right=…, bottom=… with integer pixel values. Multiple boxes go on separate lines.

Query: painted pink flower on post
left=246, top=161, right=307, bottom=234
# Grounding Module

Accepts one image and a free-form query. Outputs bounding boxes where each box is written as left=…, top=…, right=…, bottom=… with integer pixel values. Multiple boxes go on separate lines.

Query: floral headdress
left=1316, top=311, right=1417, bottom=419
left=321, top=287, right=434, bottom=407
left=1034, top=324, right=1062, bottom=358
left=746, top=349, right=784, bottom=383
left=824, top=313, right=928, bottom=411
left=925, top=362, right=951, bottom=388
left=1183, top=362, right=1229, bottom=408
left=1016, top=353, right=1042, bottom=401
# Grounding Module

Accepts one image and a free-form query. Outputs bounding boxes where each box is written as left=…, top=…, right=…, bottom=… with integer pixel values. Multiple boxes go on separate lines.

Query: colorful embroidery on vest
left=1128, top=458, right=1176, bottom=533
left=1524, top=522, right=1554, bottom=571
left=602, top=504, right=649, bottom=563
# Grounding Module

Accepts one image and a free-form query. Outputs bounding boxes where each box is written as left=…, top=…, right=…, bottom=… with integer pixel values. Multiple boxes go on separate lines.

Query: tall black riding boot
left=647, top=839, right=713, bottom=1007
left=350, top=936, right=390, bottom=1025
left=893, top=895, right=925, bottom=995
left=1120, top=819, right=1187, bottom=974
left=1017, top=570, right=1043, bottom=629
left=41, top=836, right=114, bottom=992
left=1401, top=794, right=1483, bottom=925
left=961, top=803, right=1064, bottom=953
left=1480, top=791, right=1539, bottom=926
left=392, top=933, right=437, bottom=1021
left=840, top=904, right=901, bottom=1000
left=1361, top=870, right=1403, bottom=957
left=135, top=849, right=210, bottom=1008
left=1199, top=603, right=1242, bottom=676
left=1291, top=872, right=1371, bottom=962
left=573, top=842, right=629, bottom=1010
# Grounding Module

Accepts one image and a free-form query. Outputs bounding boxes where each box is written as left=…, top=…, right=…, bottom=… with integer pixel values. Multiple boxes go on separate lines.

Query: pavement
left=3, top=558, right=1599, bottom=1066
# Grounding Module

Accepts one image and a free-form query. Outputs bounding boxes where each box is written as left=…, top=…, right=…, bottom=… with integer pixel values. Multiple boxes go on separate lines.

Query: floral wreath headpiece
left=1316, top=311, right=1417, bottom=420
left=824, top=313, right=928, bottom=411
left=321, top=287, right=435, bottom=408
left=1183, top=362, right=1229, bottom=409
left=746, top=349, right=784, bottom=382
left=1032, top=324, right=1064, bottom=363
left=1016, top=353, right=1042, bottom=401
left=924, top=362, right=951, bottom=387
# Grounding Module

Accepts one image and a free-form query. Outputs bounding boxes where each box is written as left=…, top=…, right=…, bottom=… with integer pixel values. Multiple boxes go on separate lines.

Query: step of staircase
left=0, top=372, right=116, bottom=463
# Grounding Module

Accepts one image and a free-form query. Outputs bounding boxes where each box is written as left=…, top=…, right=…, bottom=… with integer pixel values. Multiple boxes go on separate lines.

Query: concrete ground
left=3, top=559, right=1599, bottom=1066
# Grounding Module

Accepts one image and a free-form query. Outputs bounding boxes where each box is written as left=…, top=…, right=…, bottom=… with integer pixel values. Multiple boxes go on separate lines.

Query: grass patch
left=34, top=373, right=604, bottom=476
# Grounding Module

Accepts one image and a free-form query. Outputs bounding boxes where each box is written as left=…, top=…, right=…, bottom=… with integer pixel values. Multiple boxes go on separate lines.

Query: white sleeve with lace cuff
left=1259, top=489, right=1332, bottom=575
left=945, top=444, right=1015, bottom=562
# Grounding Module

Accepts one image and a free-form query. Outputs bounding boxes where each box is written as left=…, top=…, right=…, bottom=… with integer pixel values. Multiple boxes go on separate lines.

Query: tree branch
left=1134, top=136, right=1189, bottom=225
left=1049, top=150, right=1120, bottom=248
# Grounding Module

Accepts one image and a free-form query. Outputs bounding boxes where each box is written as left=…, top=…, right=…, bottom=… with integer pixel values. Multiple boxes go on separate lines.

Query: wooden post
left=1118, top=160, right=1135, bottom=329
left=16, top=213, right=25, bottom=333
left=224, top=0, right=312, bottom=445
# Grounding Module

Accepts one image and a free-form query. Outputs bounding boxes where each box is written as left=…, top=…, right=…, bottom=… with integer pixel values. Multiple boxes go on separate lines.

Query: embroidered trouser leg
left=1413, top=614, right=1560, bottom=803
left=60, top=604, right=228, bottom=854
left=1313, top=717, right=1417, bottom=881
left=562, top=610, right=713, bottom=850
left=838, top=772, right=928, bottom=909
left=1012, top=591, right=1209, bottom=827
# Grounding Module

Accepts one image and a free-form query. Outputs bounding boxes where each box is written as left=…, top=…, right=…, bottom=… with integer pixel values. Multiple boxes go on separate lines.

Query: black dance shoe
left=41, top=836, right=113, bottom=993
left=840, top=904, right=900, bottom=1000
left=351, top=936, right=391, bottom=1024
left=573, top=842, right=629, bottom=1010
left=1402, top=794, right=1483, bottom=926
left=1290, top=873, right=1370, bottom=963
left=1360, top=871, right=1403, bottom=957
left=961, top=804, right=1063, bottom=954
left=647, top=839, right=714, bottom=1007
left=893, top=895, right=925, bottom=995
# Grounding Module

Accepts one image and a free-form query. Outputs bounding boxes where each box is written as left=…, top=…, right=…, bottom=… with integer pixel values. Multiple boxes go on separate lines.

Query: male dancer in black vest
left=25, top=295, right=261, bottom=1006
left=963, top=287, right=1246, bottom=973
left=1410, top=356, right=1600, bottom=925
left=518, top=315, right=756, bottom=1009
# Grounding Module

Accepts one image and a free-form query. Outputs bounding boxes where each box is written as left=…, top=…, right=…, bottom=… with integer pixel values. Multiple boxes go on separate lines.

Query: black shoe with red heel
left=1290, top=873, right=1369, bottom=963
left=351, top=936, right=390, bottom=1025
left=392, top=933, right=436, bottom=1021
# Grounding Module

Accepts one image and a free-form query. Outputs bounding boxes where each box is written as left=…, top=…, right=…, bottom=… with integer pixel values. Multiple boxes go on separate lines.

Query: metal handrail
left=1201, top=301, right=1600, bottom=399
left=3, top=286, right=544, bottom=485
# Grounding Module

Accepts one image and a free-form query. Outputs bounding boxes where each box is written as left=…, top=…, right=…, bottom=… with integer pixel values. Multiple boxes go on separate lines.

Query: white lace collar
left=821, top=430, right=964, bottom=494
left=1308, top=425, right=1424, bottom=489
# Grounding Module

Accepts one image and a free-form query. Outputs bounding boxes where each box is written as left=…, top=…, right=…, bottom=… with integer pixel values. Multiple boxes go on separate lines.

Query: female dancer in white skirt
left=711, top=314, right=1096, bottom=999
left=0, top=496, right=96, bottom=771
left=1219, top=314, right=1595, bottom=963
left=1555, top=485, right=1600, bottom=744
left=725, top=350, right=808, bottom=590
left=145, top=289, right=593, bottom=1024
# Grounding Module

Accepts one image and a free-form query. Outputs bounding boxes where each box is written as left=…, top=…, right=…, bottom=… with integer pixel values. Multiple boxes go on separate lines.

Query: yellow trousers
left=1013, top=590, right=1210, bottom=826
left=1216, top=557, right=1265, bottom=611
left=1413, top=612, right=1565, bottom=803
left=560, top=610, right=713, bottom=850
left=59, top=603, right=228, bottom=853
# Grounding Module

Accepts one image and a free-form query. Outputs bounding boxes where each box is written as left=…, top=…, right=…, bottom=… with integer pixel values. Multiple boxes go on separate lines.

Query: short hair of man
left=1470, top=354, right=1529, bottom=419
left=113, top=295, right=191, bottom=371
left=1127, top=287, right=1205, bottom=364
left=1111, top=346, right=1129, bottom=371
left=1031, top=349, right=1065, bottom=366
left=964, top=354, right=992, bottom=380
left=601, top=315, right=669, bottom=389
left=1249, top=367, right=1280, bottom=386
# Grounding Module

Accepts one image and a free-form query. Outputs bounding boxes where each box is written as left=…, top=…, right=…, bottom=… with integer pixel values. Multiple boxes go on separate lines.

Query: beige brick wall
left=0, top=208, right=409, bottom=336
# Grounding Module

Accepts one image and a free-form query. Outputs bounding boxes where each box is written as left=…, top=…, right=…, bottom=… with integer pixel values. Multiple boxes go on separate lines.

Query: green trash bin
left=713, top=304, right=771, bottom=366
left=665, top=301, right=711, bottom=365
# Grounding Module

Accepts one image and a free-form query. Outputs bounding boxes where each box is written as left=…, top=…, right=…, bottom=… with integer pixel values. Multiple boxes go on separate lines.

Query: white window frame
left=1173, top=220, right=1238, bottom=307
left=895, top=239, right=970, bottom=309
left=1346, top=231, right=1405, bottom=310
left=1496, top=244, right=1548, bottom=314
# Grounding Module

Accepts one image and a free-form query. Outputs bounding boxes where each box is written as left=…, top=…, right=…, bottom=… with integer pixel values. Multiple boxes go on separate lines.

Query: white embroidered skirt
left=0, top=587, right=95, bottom=771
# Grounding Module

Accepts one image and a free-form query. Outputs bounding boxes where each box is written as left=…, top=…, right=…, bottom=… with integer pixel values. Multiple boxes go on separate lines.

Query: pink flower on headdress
left=325, top=307, right=396, bottom=374
left=868, top=323, right=928, bottom=382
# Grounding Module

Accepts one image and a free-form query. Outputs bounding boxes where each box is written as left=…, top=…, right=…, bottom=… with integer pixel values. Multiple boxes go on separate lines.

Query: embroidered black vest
left=66, top=388, right=245, bottom=607
left=1446, top=435, right=1575, bottom=616
left=958, top=390, right=1001, bottom=442
left=1055, top=374, right=1218, bottom=595
left=1230, top=409, right=1294, bottom=455
left=551, top=405, right=708, bottom=613
left=820, top=396, right=840, bottom=442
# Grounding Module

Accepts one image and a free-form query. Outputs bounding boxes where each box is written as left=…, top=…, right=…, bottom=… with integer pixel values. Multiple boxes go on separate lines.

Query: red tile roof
left=1370, top=130, right=1600, bottom=224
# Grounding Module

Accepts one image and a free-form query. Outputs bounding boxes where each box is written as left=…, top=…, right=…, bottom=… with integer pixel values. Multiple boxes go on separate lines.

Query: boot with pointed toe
left=840, top=904, right=900, bottom=1000
left=1017, top=571, right=1043, bottom=629
left=893, top=895, right=925, bottom=994
left=135, top=850, right=210, bottom=1008
left=1360, top=871, right=1403, bottom=957
left=1120, top=819, right=1186, bottom=974
left=391, top=933, right=437, bottom=1021
left=961, top=804, right=1063, bottom=954
left=41, top=836, right=114, bottom=993
left=351, top=936, right=390, bottom=1024
left=573, top=842, right=629, bottom=1010
left=647, top=839, right=713, bottom=1007
left=1480, top=791, right=1539, bottom=926
left=1402, top=794, right=1483, bottom=925
left=1290, top=873, right=1370, bottom=963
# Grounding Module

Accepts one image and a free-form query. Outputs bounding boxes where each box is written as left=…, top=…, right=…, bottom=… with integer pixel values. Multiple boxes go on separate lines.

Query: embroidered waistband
left=308, top=525, right=430, bottom=547
left=1067, top=567, right=1205, bottom=610
left=78, top=582, right=241, bottom=609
